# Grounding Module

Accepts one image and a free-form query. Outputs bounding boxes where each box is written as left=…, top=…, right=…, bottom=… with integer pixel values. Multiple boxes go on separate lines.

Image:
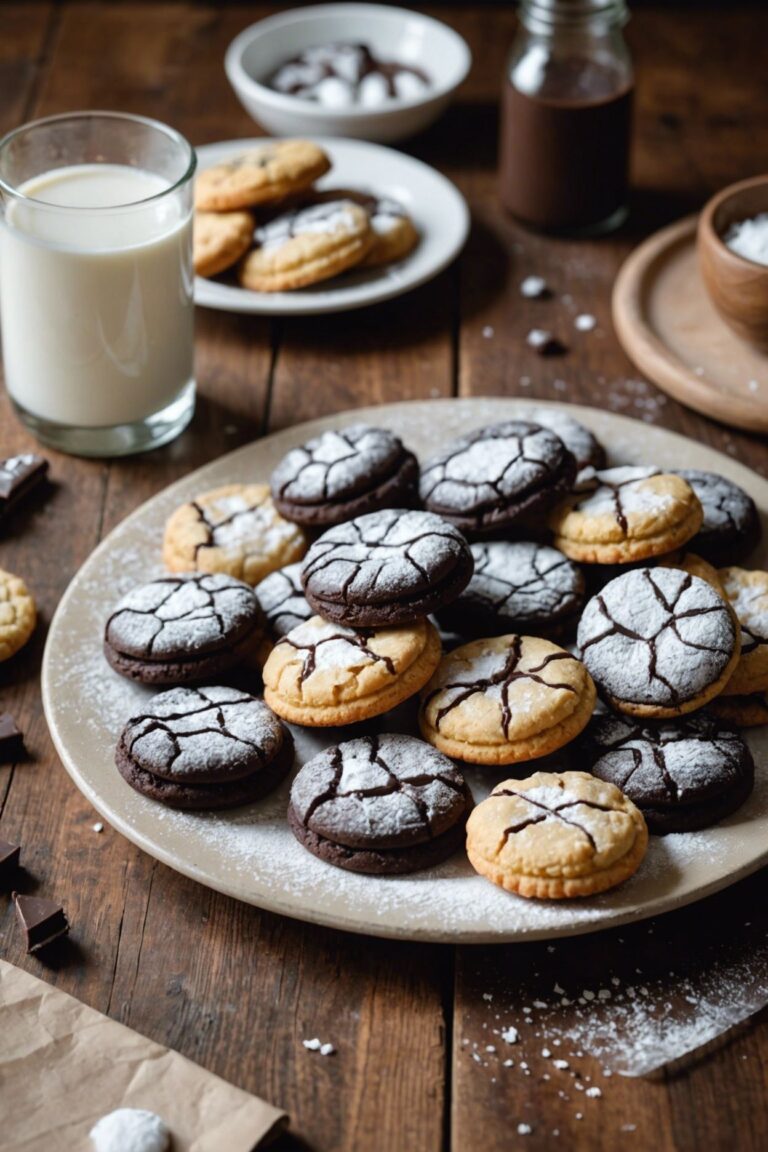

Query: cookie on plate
left=719, top=567, right=768, bottom=696
left=254, top=562, right=312, bottom=658
left=419, top=421, right=577, bottom=537
left=436, top=540, right=585, bottom=639
left=579, top=713, right=754, bottom=834
left=195, top=141, right=331, bottom=210
left=297, top=188, right=419, bottom=268
left=193, top=210, right=254, bottom=278
left=270, top=424, right=418, bottom=528
left=710, top=691, right=768, bottom=727
left=675, top=469, right=761, bottom=565
left=550, top=466, right=703, bottom=564
left=0, top=568, right=36, bottom=662
left=524, top=407, right=607, bottom=486
left=116, top=686, right=293, bottom=810
left=104, top=573, right=265, bottom=685
left=239, top=200, right=373, bottom=292
left=466, top=771, right=648, bottom=899
left=577, top=567, right=740, bottom=718
left=263, top=615, right=441, bottom=726
left=163, top=484, right=307, bottom=586
left=301, top=508, right=473, bottom=627
left=288, top=733, right=472, bottom=874
left=419, top=634, right=595, bottom=765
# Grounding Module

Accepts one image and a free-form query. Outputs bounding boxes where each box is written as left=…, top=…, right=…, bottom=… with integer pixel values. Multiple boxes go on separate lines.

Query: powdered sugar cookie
left=195, top=141, right=331, bottom=210
left=419, top=634, right=596, bottom=765
left=288, top=734, right=472, bottom=874
left=550, top=466, right=703, bottom=564
left=579, top=713, right=754, bottom=833
left=676, top=469, right=761, bottom=564
left=420, top=421, right=577, bottom=537
left=270, top=424, right=418, bottom=527
left=719, top=567, right=768, bottom=696
left=263, top=614, right=441, bottom=726
left=437, top=540, right=584, bottom=639
left=163, top=484, right=308, bottom=586
left=239, top=200, right=373, bottom=292
left=466, top=771, right=648, bottom=899
left=525, top=407, right=606, bottom=486
left=577, top=567, right=740, bottom=717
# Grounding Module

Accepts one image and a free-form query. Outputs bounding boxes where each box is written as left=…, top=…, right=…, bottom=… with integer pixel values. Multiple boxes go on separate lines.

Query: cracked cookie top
left=525, top=408, right=606, bottom=484
left=676, top=469, right=761, bottom=563
left=550, top=466, right=703, bottom=563
left=579, top=712, right=753, bottom=807
left=301, top=508, right=473, bottom=625
left=254, top=563, right=313, bottom=640
left=290, top=733, right=471, bottom=849
left=466, top=771, right=647, bottom=881
left=439, top=540, right=584, bottom=636
left=163, top=483, right=308, bottom=586
left=119, top=685, right=286, bottom=784
left=271, top=425, right=406, bottom=506
left=577, top=567, right=738, bottom=713
left=105, top=573, right=262, bottom=661
left=719, top=566, right=768, bottom=696
left=419, top=421, right=576, bottom=534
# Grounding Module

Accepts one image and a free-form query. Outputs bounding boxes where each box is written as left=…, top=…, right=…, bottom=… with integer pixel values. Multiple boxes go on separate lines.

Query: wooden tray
left=42, top=398, right=768, bottom=943
left=612, top=215, right=768, bottom=433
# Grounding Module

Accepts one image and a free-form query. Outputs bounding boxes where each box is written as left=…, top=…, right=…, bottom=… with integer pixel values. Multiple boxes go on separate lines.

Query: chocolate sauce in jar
left=500, top=1, right=634, bottom=234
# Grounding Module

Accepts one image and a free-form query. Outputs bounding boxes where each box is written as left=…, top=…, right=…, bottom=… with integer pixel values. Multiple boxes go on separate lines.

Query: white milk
left=0, top=164, right=193, bottom=428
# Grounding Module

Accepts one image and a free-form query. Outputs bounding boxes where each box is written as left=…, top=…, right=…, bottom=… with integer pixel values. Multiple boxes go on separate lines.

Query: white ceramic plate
left=193, top=138, right=469, bottom=315
left=43, top=399, right=768, bottom=943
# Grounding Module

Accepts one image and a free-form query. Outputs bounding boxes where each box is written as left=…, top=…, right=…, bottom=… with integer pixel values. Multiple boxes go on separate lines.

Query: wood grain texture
left=0, top=5, right=766, bottom=1151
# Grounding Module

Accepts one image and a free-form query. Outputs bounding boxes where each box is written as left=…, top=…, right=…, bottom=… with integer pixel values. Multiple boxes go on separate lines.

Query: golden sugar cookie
left=719, top=567, right=768, bottom=696
left=163, top=484, right=307, bottom=586
left=193, top=210, right=253, bottom=278
left=195, top=141, right=331, bottom=210
left=0, top=568, right=35, bottom=662
left=466, top=771, right=648, bottom=900
left=550, top=466, right=703, bottom=564
left=418, top=634, right=596, bottom=766
left=263, top=615, right=441, bottom=727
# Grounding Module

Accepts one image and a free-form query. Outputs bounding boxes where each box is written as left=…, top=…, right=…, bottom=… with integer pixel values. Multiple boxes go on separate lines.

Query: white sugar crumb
left=486, top=1045, right=496, bottom=1053
left=92, top=822, right=104, bottom=833
left=482, top=325, right=495, bottom=339
left=482, top=992, right=493, bottom=1002
left=554, top=983, right=565, bottom=994
left=527, top=327, right=554, bottom=349
left=575, top=1113, right=583, bottom=1121
left=502, top=1027, right=519, bottom=1044
left=520, top=275, right=549, bottom=298
left=517, top=1123, right=533, bottom=1135
left=320, top=1043, right=335, bottom=1056
left=575, top=313, right=597, bottom=331
left=586, top=1087, right=602, bottom=1098
left=541, top=1047, right=552, bottom=1058
left=533, top=999, right=548, bottom=1009
left=303, top=1038, right=335, bottom=1055
left=503, top=1058, right=514, bottom=1067
left=553, top=1059, right=570, bottom=1070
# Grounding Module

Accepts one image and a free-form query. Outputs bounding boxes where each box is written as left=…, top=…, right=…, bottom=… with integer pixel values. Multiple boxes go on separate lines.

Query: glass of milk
left=0, top=111, right=196, bottom=456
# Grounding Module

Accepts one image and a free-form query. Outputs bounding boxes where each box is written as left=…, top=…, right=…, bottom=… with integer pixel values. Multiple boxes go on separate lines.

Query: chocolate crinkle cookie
left=288, top=733, right=473, bottom=874
left=579, top=712, right=754, bottom=834
left=104, top=573, right=265, bottom=685
left=577, top=567, right=739, bottom=718
left=437, top=540, right=585, bottom=639
left=116, top=685, right=293, bottom=809
left=301, top=507, right=474, bottom=627
left=271, top=424, right=418, bottom=528
left=418, top=420, right=577, bottom=537
left=675, top=469, right=761, bottom=565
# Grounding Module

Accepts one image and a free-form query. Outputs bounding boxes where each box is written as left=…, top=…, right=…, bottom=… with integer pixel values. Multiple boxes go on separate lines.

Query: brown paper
left=0, top=960, right=287, bottom=1152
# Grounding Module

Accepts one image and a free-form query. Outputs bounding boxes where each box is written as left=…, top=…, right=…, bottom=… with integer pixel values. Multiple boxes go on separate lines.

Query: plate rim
left=42, top=397, right=768, bottom=943
left=193, top=136, right=470, bottom=316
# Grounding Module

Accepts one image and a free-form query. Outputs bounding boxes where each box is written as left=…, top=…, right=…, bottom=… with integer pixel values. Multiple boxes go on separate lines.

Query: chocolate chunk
left=13, top=892, right=70, bottom=953
left=0, top=839, right=21, bottom=887
left=0, top=713, right=24, bottom=763
left=0, top=454, right=48, bottom=523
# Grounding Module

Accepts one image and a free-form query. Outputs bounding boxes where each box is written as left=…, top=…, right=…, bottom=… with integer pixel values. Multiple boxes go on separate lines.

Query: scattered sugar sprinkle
left=92, top=822, right=104, bottom=833
left=482, top=326, right=495, bottom=339
left=502, top=1027, right=519, bottom=1044
left=520, top=275, right=550, bottom=299
left=586, top=1087, right=602, bottom=1098
left=303, top=1038, right=335, bottom=1056
left=517, top=1123, right=533, bottom=1135
left=575, top=313, right=597, bottom=332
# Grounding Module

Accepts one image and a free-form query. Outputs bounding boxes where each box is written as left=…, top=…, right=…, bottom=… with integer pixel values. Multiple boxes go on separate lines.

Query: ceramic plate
left=193, top=138, right=469, bottom=315
left=42, top=399, right=768, bottom=942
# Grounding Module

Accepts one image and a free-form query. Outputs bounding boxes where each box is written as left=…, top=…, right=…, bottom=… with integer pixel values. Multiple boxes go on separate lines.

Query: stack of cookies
left=103, top=414, right=765, bottom=903
left=193, top=139, right=420, bottom=291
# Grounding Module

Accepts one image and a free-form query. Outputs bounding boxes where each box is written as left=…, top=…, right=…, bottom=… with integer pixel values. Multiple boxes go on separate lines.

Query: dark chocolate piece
left=13, top=892, right=70, bottom=953
left=0, top=713, right=24, bottom=763
left=0, top=839, right=21, bottom=887
left=0, top=454, right=48, bottom=522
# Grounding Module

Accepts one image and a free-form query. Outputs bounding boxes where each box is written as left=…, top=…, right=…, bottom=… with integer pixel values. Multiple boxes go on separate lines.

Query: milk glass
left=0, top=112, right=196, bottom=456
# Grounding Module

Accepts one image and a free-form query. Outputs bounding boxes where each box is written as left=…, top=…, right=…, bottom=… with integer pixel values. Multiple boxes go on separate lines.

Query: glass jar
left=499, top=0, right=633, bottom=234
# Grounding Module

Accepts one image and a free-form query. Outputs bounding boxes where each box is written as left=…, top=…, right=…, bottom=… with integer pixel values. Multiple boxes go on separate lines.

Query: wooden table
left=1, top=5, right=767, bottom=1150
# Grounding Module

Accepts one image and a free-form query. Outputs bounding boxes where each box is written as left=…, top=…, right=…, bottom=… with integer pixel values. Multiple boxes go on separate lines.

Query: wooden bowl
left=698, top=175, right=768, bottom=351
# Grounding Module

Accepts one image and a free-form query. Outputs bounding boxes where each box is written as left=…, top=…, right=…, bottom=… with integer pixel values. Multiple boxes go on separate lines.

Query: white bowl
left=224, top=3, right=472, bottom=143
